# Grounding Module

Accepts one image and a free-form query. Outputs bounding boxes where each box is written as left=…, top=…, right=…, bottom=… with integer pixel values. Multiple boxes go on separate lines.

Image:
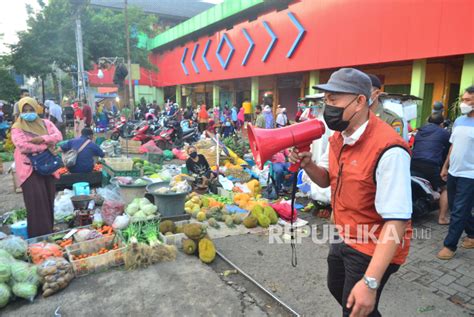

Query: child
left=222, top=118, right=234, bottom=138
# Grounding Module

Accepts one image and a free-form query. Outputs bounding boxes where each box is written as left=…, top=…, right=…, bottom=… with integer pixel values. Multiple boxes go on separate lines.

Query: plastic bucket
left=73, top=182, right=90, bottom=196
left=10, top=220, right=28, bottom=239
left=146, top=182, right=191, bottom=217
left=113, top=178, right=151, bottom=205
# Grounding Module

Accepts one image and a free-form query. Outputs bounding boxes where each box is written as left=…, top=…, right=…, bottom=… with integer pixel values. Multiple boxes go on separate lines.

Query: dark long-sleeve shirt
left=60, top=136, right=104, bottom=173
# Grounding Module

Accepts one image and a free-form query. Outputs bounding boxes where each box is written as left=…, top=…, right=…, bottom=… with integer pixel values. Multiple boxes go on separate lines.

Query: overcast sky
left=0, top=0, right=223, bottom=55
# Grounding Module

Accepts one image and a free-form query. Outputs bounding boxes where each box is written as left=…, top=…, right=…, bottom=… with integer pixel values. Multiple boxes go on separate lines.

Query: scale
left=70, top=195, right=96, bottom=226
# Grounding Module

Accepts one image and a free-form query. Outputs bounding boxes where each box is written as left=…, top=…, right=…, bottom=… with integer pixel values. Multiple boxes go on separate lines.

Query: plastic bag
left=96, top=185, right=123, bottom=203
left=28, top=243, right=63, bottom=265
left=139, top=140, right=163, bottom=154
left=163, top=149, right=174, bottom=161
left=270, top=202, right=298, bottom=222
left=92, top=210, right=104, bottom=228
left=0, top=236, right=27, bottom=259
left=112, top=214, right=130, bottom=230
left=101, top=200, right=125, bottom=226
left=172, top=148, right=188, bottom=160
left=37, top=257, right=73, bottom=297
left=54, top=190, right=75, bottom=222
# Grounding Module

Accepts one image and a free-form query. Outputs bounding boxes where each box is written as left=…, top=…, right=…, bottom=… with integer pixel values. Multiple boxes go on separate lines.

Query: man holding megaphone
left=289, top=68, right=412, bottom=317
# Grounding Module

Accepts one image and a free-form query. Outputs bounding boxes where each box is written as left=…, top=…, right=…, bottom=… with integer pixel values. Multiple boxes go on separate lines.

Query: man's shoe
left=461, top=237, right=474, bottom=249
left=437, top=247, right=455, bottom=260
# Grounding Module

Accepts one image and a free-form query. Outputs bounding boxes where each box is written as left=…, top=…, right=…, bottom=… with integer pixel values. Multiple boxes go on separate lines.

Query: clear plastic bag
left=54, top=190, right=75, bottom=222
left=0, top=236, right=27, bottom=259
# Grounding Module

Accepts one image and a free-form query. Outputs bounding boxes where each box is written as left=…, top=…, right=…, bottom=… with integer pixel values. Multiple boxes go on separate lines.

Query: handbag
left=28, top=149, right=63, bottom=176
left=263, top=175, right=278, bottom=200
left=62, top=139, right=91, bottom=167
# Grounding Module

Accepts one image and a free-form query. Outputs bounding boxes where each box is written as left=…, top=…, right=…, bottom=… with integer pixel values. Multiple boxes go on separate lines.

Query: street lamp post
left=124, top=0, right=134, bottom=113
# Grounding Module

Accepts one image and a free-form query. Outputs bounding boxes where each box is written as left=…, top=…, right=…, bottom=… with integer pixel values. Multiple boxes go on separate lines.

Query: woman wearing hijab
left=198, top=104, right=209, bottom=132
left=12, top=97, right=63, bottom=237
left=263, top=105, right=274, bottom=129
left=237, top=106, right=245, bottom=130
left=276, top=107, right=289, bottom=128
left=231, top=105, right=238, bottom=126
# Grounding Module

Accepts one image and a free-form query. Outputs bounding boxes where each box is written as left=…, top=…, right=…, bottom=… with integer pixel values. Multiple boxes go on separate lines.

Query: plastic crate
left=146, top=152, right=164, bottom=164
left=101, top=159, right=141, bottom=178
left=104, top=157, right=134, bottom=171
left=65, top=235, right=126, bottom=277
left=55, top=172, right=103, bottom=191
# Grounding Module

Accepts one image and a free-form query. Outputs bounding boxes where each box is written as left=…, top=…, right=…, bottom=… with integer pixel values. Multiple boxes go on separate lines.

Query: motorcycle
left=154, top=118, right=198, bottom=150
left=110, top=116, right=137, bottom=140
left=132, top=119, right=161, bottom=144
left=411, top=173, right=440, bottom=218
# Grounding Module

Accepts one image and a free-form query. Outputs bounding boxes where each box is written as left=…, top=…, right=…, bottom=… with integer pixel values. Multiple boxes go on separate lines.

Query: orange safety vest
left=328, top=112, right=412, bottom=265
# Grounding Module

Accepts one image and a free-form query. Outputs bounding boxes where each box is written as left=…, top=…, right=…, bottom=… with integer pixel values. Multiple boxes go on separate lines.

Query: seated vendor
left=60, top=127, right=104, bottom=173
left=186, top=145, right=215, bottom=186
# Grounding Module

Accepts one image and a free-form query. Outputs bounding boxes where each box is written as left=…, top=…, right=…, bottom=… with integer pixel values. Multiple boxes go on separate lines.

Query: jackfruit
left=243, top=215, right=258, bottom=228
left=197, top=212, right=207, bottom=222
left=232, top=214, right=243, bottom=225
left=182, top=238, right=196, bottom=255
left=159, top=220, right=176, bottom=234
left=183, top=223, right=207, bottom=240
left=224, top=215, right=235, bottom=228
left=208, top=218, right=220, bottom=229
left=257, top=214, right=270, bottom=228
left=251, top=205, right=264, bottom=218
left=264, top=206, right=278, bottom=225
left=198, top=238, right=216, bottom=264
left=175, top=225, right=184, bottom=234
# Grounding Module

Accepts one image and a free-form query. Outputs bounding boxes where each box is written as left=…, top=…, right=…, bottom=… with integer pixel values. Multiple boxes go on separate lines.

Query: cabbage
left=142, top=204, right=158, bottom=216
left=0, top=250, right=13, bottom=261
left=0, top=283, right=11, bottom=308
left=125, top=203, right=139, bottom=216
left=12, top=283, right=37, bottom=301
left=132, top=210, right=147, bottom=221
left=0, top=262, right=11, bottom=283
left=0, top=236, right=27, bottom=259
left=138, top=198, right=152, bottom=209
left=10, top=261, right=30, bottom=282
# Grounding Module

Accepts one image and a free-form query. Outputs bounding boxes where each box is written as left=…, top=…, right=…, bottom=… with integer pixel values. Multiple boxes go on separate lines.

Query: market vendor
left=186, top=145, right=215, bottom=186
left=11, top=97, right=63, bottom=238
left=60, top=127, right=104, bottom=173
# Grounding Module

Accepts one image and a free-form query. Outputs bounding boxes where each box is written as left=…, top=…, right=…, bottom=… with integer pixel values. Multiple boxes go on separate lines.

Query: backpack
left=62, top=139, right=91, bottom=168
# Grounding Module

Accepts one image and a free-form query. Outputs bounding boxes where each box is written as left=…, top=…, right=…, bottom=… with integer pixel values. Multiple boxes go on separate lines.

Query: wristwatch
left=363, top=275, right=379, bottom=290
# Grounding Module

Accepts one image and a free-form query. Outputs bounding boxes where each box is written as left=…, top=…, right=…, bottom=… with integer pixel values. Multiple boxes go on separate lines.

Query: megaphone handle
left=288, top=144, right=311, bottom=173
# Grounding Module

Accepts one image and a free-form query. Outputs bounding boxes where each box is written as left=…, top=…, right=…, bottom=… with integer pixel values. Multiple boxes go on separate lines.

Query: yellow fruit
left=197, top=212, right=207, bottom=222
left=198, top=238, right=216, bottom=264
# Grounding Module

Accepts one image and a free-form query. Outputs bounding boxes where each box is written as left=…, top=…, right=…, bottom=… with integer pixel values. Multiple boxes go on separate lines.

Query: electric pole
left=74, top=4, right=86, bottom=102
left=124, top=0, right=134, bottom=112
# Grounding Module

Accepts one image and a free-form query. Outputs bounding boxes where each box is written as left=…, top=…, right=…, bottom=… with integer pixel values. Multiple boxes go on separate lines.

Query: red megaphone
left=248, top=119, right=325, bottom=172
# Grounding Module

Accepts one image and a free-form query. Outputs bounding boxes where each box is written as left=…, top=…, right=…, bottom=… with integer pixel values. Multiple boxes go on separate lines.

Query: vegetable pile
left=0, top=248, right=40, bottom=307
left=70, top=243, right=119, bottom=260
left=28, top=243, right=63, bottom=265
left=2, top=209, right=27, bottom=226
left=125, top=198, right=158, bottom=222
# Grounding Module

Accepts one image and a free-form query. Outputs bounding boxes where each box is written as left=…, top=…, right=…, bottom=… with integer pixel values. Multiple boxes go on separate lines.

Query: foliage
left=0, top=68, right=20, bottom=101
left=223, top=136, right=249, bottom=158
left=8, top=0, right=159, bottom=79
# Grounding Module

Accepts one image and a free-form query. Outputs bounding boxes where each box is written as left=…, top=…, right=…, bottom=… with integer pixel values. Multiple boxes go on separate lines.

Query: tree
left=8, top=0, right=159, bottom=78
left=0, top=68, right=20, bottom=101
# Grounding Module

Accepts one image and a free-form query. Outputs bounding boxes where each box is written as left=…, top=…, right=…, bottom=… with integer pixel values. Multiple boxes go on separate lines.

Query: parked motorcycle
left=154, top=118, right=198, bottom=150
left=411, top=173, right=440, bottom=218
left=110, top=116, right=137, bottom=140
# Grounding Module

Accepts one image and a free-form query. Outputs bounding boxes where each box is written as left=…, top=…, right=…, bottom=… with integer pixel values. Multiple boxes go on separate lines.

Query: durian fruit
left=182, top=238, right=197, bottom=255
left=197, top=212, right=207, bottom=222
left=183, top=223, right=207, bottom=240
left=251, top=205, right=264, bottom=218
left=208, top=218, right=220, bottom=229
left=232, top=214, right=243, bottom=225
left=257, top=214, right=270, bottom=228
left=224, top=215, right=235, bottom=228
left=243, top=215, right=258, bottom=228
left=198, top=238, right=216, bottom=264
left=159, top=220, right=176, bottom=234
left=264, top=206, right=278, bottom=225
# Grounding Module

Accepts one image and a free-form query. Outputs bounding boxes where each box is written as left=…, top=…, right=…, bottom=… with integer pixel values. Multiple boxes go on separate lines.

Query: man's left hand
left=347, top=279, right=376, bottom=317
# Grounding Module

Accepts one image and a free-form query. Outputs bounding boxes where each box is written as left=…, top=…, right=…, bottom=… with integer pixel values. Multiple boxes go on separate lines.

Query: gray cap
left=313, top=68, right=372, bottom=100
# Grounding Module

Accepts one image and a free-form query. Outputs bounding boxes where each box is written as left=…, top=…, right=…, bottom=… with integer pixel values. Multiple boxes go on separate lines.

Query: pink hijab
left=237, top=107, right=245, bottom=122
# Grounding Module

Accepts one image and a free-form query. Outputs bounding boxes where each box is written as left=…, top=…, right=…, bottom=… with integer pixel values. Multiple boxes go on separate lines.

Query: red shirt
left=74, top=108, right=84, bottom=120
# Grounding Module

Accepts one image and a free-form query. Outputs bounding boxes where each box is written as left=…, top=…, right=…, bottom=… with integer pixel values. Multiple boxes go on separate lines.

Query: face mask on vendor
left=189, top=152, right=198, bottom=159
left=323, top=95, right=359, bottom=132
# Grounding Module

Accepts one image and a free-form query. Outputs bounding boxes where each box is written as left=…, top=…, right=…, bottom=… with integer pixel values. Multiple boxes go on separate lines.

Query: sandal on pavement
left=437, top=247, right=455, bottom=260
left=461, top=237, right=474, bottom=249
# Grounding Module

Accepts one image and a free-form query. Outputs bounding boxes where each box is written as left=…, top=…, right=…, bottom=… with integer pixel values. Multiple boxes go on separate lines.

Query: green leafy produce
left=0, top=236, right=27, bottom=259
left=0, top=262, right=11, bottom=283
left=2, top=209, right=27, bottom=225
left=10, top=261, right=30, bottom=282
left=12, top=283, right=37, bottom=301
left=142, top=204, right=158, bottom=216
left=0, top=283, right=11, bottom=308
left=0, top=250, right=13, bottom=261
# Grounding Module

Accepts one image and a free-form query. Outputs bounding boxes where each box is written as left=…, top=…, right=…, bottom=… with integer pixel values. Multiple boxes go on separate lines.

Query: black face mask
left=323, top=96, right=359, bottom=132
left=189, top=152, right=198, bottom=159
